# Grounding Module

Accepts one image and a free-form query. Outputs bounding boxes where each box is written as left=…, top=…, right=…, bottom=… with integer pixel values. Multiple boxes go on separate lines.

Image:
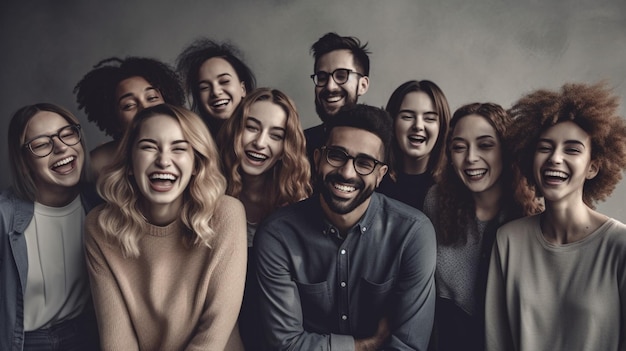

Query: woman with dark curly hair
left=217, top=88, right=311, bottom=350
left=378, top=80, right=451, bottom=211
left=485, top=82, right=626, bottom=351
left=176, top=38, right=256, bottom=139
left=74, top=56, right=185, bottom=179
left=423, top=103, right=539, bottom=351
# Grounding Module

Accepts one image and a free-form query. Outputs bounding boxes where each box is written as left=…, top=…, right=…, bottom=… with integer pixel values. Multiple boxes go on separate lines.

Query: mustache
left=323, top=173, right=363, bottom=188
left=319, top=89, right=345, bottom=99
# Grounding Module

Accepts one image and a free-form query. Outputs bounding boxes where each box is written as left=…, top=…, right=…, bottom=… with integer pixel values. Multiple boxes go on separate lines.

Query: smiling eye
left=270, top=133, right=285, bottom=141
left=399, top=114, right=415, bottom=121
left=451, top=143, right=467, bottom=152
left=424, top=113, right=438, bottom=122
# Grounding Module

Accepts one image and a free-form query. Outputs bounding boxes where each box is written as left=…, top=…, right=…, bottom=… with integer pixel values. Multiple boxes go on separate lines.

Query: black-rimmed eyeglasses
left=321, top=146, right=384, bottom=176
left=310, top=68, right=364, bottom=87
left=23, top=124, right=82, bottom=157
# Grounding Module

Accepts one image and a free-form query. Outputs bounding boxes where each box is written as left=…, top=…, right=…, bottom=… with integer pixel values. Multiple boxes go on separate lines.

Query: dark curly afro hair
left=508, top=82, right=626, bottom=207
left=74, top=57, right=185, bottom=139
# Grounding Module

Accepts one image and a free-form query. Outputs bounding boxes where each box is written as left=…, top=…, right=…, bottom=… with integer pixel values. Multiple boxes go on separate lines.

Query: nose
left=324, top=75, right=340, bottom=91
left=51, top=136, right=68, bottom=153
left=253, top=132, right=268, bottom=149
left=210, top=82, right=222, bottom=97
left=466, top=145, right=479, bottom=163
left=156, top=152, right=171, bottom=168
left=548, top=148, right=563, bottom=165
left=337, top=157, right=358, bottom=179
left=413, top=115, right=424, bottom=131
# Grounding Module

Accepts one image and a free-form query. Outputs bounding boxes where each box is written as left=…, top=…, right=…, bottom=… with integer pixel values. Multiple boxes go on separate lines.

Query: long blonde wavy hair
left=97, top=104, right=226, bottom=258
left=217, top=88, right=312, bottom=220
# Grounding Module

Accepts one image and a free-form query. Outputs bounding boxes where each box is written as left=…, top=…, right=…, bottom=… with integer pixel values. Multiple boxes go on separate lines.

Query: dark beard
left=318, top=172, right=375, bottom=215
left=314, top=87, right=359, bottom=123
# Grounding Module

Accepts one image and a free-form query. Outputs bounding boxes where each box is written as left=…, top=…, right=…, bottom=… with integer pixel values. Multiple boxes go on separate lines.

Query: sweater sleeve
left=484, top=230, right=514, bottom=351
left=186, top=195, right=247, bottom=351
left=84, top=207, right=140, bottom=351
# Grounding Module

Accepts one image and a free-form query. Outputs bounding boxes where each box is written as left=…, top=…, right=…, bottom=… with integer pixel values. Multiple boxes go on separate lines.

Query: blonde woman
left=217, top=87, right=312, bottom=350
left=85, top=104, right=246, bottom=350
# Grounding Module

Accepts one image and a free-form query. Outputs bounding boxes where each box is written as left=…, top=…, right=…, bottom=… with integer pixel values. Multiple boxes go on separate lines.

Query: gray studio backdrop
left=1, top=0, right=625, bottom=220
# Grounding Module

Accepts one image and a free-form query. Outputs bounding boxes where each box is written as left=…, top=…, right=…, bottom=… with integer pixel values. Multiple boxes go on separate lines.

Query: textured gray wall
left=1, top=0, right=625, bottom=219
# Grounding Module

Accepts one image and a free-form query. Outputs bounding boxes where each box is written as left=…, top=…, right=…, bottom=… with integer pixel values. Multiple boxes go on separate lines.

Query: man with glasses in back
left=254, top=104, right=436, bottom=350
left=305, top=32, right=371, bottom=166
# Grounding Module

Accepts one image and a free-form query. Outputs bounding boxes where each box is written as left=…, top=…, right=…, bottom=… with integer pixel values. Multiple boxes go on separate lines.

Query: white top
left=23, top=196, right=90, bottom=330
left=485, top=214, right=626, bottom=351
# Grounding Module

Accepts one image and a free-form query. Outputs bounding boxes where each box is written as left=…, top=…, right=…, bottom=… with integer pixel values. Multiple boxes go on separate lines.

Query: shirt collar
left=320, top=192, right=381, bottom=239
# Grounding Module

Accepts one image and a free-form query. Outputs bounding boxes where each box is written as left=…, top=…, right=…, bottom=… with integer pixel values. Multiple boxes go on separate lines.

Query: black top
left=377, top=171, right=435, bottom=212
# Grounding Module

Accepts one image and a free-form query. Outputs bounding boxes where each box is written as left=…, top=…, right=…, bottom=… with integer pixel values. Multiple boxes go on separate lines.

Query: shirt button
left=340, top=249, right=346, bottom=255
left=341, top=314, right=348, bottom=320
left=330, top=228, right=336, bottom=234
left=340, top=281, right=346, bottom=287
left=362, top=227, right=367, bottom=232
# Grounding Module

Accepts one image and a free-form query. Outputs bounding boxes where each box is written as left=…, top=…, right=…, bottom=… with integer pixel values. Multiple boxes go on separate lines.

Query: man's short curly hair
left=74, top=57, right=185, bottom=139
left=508, top=82, right=626, bottom=207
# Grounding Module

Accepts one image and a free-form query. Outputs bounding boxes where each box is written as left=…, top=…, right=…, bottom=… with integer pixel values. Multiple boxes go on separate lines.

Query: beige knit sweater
left=85, top=195, right=247, bottom=351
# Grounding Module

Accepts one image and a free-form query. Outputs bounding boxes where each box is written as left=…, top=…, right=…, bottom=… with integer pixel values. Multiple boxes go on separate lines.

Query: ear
left=357, top=75, right=369, bottom=96
left=313, top=148, right=321, bottom=173
left=375, top=164, right=388, bottom=187
left=240, top=81, right=246, bottom=97
left=586, top=160, right=599, bottom=180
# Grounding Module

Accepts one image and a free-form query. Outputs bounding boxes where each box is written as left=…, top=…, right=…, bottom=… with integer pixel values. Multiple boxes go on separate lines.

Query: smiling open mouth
left=246, top=151, right=268, bottom=162
left=408, top=135, right=426, bottom=144
left=211, top=99, right=229, bottom=108
left=52, top=156, right=75, bottom=169
left=465, top=169, right=487, bottom=178
left=544, top=170, right=569, bottom=181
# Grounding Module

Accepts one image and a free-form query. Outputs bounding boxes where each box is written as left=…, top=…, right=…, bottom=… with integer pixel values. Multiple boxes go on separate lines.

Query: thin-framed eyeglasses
left=23, top=124, right=82, bottom=157
left=310, top=68, right=364, bottom=87
left=321, top=146, right=384, bottom=176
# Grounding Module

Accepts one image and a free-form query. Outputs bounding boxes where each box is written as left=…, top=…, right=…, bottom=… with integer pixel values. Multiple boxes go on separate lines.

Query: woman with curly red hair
left=486, top=82, right=626, bottom=351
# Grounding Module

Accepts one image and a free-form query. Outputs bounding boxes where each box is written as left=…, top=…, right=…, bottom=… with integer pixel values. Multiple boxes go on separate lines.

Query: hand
left=355, top=317, right=390, bottom=351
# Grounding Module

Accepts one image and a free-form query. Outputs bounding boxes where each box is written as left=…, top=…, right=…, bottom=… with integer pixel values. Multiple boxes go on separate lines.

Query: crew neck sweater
left=85, top=195, right=247, bottom=351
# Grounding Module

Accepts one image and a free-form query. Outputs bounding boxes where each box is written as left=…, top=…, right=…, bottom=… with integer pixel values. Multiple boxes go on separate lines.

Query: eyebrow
left=451, top=135, right=495, bottom=142
left=117, top=86, right=158, bottom=103
left=137, top=138, right=189, bottom=145
left=246, top=116, right=286, bottom=132
left=538, top=138, right=586, bottom=147
left=199, top=73, right=233, bottom=84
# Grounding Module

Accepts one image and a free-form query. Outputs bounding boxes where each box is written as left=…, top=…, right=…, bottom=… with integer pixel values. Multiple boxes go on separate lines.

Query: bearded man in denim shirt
left=254, top=104, right=436, bottom=350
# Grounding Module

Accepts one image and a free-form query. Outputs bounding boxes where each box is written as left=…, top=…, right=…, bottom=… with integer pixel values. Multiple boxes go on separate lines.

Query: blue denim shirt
left=254, top=192, right=437, bottom=351
left=0, top=186, right=100, bottom=351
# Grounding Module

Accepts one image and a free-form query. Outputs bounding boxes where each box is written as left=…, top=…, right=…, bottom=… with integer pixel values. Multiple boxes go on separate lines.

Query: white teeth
left=246, top=151, right=268, bottom=161
left=150, top=173, right=177, bottom=181
left=544, top=170, right=568, bottom=179
left=52, top=156, right=74, bottom=168
left=326, top=95, right=342, bottom=103
left=466, top=169, right=487, bottom=177
left=334, top=184, right=355, bottom=192
left=408, top=135, right=426, bottom=142
left=211, top=99, right=229, bottom=107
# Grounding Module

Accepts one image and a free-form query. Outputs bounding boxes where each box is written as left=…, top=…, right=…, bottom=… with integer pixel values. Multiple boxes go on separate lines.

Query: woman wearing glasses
left=378, top=80, right=451, bottom=211
left=177, top=38, right=256, bottom=140
left=217, top=88, right=312, bottom=350
left=1, top=103, right=99, bottom=350
left=423, top=103, right=539, bottom=351
left=74, top=56, right=186, bottom=180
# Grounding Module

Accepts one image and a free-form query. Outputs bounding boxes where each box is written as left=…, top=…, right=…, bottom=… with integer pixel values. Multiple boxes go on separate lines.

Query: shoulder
left=213, top=195, right=245, bottom=220
left=494, top=214, right=541, bottom=248
left=0, top=188, right=33, bottom=233
left=374, top=192, right=431, bottom=224
left=422, top=184, right=440, bottom=218
left=90, top=141, right=117, bottom=178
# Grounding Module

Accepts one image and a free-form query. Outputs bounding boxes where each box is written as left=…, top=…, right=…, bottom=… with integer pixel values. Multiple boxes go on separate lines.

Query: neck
left=541, top=198, right=607, bottom=245
left=472, top=182, right=502, bottom=221
left=240, top=173, right=270, bottom=223
left=402, top=155, right=429, bottom=175
left=36, top=186, right=80, bottom=207
left=140, top=199, right=182, bottom=226
left=320, top=195, right=371, bottom=235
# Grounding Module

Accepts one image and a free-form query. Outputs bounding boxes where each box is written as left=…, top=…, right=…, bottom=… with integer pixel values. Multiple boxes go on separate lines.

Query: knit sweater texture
left=85, top=195, right=247, bottom=351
